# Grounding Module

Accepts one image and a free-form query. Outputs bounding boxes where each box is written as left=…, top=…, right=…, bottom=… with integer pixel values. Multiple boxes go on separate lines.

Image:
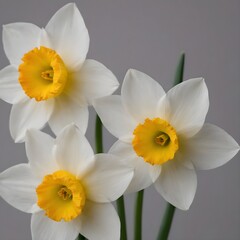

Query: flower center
left=155, top=133, right=170, bottom=146
left=132, top=118, right=179, bottom=165
left=58, top=187, right=72, bottom=201
left=41, top=69, right=54, bottom=81
left=18, top=46, right=68, bottom=101
left=36, top=170, right=86, bottom=222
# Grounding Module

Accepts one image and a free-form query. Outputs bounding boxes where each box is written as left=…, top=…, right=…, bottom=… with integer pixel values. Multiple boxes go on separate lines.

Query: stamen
left=58, top=187, right=72, bottom=200
left=155, top=133, right=170, bottom=146
left=41, top=69, right=54, bottom=81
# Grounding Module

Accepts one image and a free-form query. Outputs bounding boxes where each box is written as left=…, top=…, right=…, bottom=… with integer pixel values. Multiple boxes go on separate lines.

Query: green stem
left=95, top=115, right=103, bottom=153
left=116, top=196, right=128, bottom=240
left=134, top=190, right=144, bottom=240
left=157, top=203, right=176, bottom=240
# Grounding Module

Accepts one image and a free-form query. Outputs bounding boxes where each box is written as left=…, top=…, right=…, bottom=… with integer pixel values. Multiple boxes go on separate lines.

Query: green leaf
left=174, top=52, right=185, bottom=86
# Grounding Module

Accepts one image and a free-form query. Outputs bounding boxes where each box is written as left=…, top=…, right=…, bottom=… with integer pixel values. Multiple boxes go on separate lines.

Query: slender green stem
left=95, top=115, right=103, bottom=153
left=116, top=196, right=128, bottom=240
left=134, top=190, right=144, bottom=240
left=157, top=203, right=176, bottom=240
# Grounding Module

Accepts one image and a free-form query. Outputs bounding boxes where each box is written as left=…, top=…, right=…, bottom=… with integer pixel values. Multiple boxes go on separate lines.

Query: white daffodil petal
left=10, top=98, right=54, bottom=143
left=45, top=3, right=89, bottom=71
left=174, top=149, right=194, bottom=170
left=126, top=156, right=157, bottom=194
left=0, top=65, right=25, bottom=104
left=109, top=140, right=136, bottom=159
left=77, top=202, right=120, bottom=240
left=0, top=164, right=40, bottom=213
left=154, top=160, right=197, bottom=210
left=71, top=59, right=119, bottom=105
left=39, top=28, right=52, bottom=49
left=122, top=69, right=165, bottom=122
left=109, top=140, right=155, bottom=193
left=55, top=124, right=94, bottom=178
left=166, top=78, right=209, bottom=137
left=49, top=94, right=88, bottom=136
left=183, top=123, right=240, bottom=170
left=149, top=164, right=162, bottom=183
left=31, top=211, right=79, bottom=240
left=25, top=129, right=58, bottom=178
left=94, top=95, right=137, bottom=142
left=3, top=22, right=41, bottom=65
left=83, top=154, right=133, bottom=202
left=157, top=95, right=171, bottom=120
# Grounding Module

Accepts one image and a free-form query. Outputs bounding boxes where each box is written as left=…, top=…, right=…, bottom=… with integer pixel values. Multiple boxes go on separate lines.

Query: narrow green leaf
left=95, top=114, right=103, bottom=154
left=174, top=52, right=185, bottom=85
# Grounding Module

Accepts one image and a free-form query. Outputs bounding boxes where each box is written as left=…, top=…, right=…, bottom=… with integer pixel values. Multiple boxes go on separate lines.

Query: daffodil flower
left=0, top=124, right=133, bottom=240
left=94, top=69, right=239, bottom=210
left=0, top=3, right=118, bottom=142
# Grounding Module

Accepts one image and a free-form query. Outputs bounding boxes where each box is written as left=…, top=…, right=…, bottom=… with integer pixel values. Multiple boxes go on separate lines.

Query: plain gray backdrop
left=0, top=0, right=239, bottom=239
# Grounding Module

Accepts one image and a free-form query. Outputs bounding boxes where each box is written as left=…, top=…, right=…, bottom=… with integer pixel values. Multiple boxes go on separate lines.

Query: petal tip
left=200, top=77, right=206, bottom=85
left=170, top=200, right=192, bottom=211
left=14, top=138, right=23, bottom=143
left=62, top=122, right=77, bottom=133
left=188, top=77, right=205, bottom=85
left=180, top=204, right=191, bottom=211
left=61, top=2, right=79, bottom=15
left=127, top=68, right=136, bottom=73
left=126, top=68, right=138, bottom=78
left=58, top=122, right=85, bottom=139
left=25, top=128, right=38, bottom=141
left=10, top=129, right=24, bottom=143
left=234, top=145, right=240, bottom=153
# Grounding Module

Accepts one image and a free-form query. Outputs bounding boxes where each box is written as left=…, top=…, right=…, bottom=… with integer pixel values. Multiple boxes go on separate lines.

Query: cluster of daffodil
left=0, top=3, right=239, bottom=240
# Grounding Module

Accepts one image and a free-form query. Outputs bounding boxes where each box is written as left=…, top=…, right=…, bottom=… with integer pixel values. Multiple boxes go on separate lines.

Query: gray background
left=0, top=0, right=239, bottom=239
